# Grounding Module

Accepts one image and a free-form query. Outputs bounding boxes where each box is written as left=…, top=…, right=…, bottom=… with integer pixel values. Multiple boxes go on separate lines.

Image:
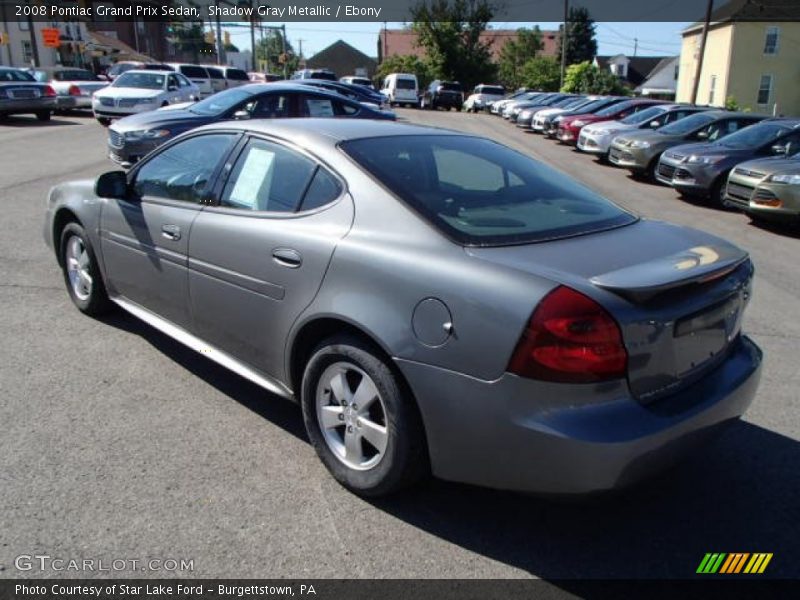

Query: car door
left=187, top=135, right=354, bottom=379
left=99, top=132, right=240, bottom=329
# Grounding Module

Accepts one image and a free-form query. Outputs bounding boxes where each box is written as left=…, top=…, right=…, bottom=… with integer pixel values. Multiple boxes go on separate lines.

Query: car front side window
left=132, top=134, right=238, bottom=203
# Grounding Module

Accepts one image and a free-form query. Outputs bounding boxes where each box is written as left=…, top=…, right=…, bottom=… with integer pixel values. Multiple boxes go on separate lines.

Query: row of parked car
left=482, top=89, right=800, bottom=227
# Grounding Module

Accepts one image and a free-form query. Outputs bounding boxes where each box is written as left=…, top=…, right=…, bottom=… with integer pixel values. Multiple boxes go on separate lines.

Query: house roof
left=306, top=40, right=377, bottom=78
left=595, top=55, right=672, bottom=87
left=87, top=31, right=153, bottom=62
left=378, top=28, right=561, bottom=62
left=682, top=0, right=800, bottom=34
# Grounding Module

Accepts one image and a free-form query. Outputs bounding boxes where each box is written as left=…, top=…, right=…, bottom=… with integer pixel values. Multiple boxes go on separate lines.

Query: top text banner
left=2, top=0, right=799, bottom=23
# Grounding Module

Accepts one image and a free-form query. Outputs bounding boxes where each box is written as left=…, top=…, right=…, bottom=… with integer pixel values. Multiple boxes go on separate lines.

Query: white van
left=381, top=73, right=418, bottom=108
left=166, top=63, right=214, bottom=98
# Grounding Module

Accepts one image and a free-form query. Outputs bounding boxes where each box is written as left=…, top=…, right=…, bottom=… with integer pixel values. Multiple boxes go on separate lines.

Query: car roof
left=196, top=119, right=465, bottom=146
left=118, top=69, right=173, bottom=76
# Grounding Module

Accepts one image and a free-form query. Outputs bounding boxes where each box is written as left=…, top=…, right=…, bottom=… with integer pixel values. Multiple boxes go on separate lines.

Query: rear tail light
left=508, top=286, right=627, bottom=383
left=68, top=84, right=81, bottom=96
left=43, top=85, right=57, bottom=97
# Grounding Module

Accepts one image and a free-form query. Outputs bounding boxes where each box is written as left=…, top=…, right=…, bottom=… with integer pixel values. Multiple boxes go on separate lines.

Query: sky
left=227, top=21, right=690, bottom=61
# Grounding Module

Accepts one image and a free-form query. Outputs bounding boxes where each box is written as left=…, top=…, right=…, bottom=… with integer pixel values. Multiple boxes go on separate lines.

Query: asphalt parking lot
left=1, top=108, right=798, bottom=582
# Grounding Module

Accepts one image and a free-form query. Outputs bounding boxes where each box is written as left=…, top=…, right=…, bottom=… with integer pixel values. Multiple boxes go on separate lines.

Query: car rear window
left=396, top=78, right=416, bottom=90
left=440, top=82, right=462, bottom=91
left=478, top=86, right=504, bottom=95
left=342, top=135, right=636, bottom=246
left=226, top=69, right=249, bottom=80
left=180, top=66, right=208, bottom=79
left=0, top=69, right=35, bottom=82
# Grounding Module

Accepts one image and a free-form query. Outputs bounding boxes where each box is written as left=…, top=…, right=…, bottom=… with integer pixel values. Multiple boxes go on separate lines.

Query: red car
left=556, top=98, right=666, bottom=145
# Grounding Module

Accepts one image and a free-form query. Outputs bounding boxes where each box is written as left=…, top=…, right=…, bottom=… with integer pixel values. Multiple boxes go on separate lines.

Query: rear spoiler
left=590, top=244, right=749, bottom=302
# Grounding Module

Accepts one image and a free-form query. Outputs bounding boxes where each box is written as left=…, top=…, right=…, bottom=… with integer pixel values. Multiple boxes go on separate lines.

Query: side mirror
left=233, top=110, right=250, bottom=120
left=696, top=130, right=709, bottom=140
left=649, top=120, right=660, bottom=128
left=771, top=143, right=788, bottom=155
left=95, top=171, right=128, bottom=199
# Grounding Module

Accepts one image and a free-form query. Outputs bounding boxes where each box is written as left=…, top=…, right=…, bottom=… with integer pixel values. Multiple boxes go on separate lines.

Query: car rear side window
left=226, top=69, right=249, bottom=81
left=300, top=168, right=342, bottom=211
left=180, top=66, right=208, bottom=79
left=341, top=135, right=636, bottom=246
left=220, top=139, right=319, bottom=212
left=133, top=134, right=238, bottom=203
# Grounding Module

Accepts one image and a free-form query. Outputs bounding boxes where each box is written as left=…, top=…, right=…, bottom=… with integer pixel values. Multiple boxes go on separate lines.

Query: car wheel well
left=53, top=208, right=81, bottom=266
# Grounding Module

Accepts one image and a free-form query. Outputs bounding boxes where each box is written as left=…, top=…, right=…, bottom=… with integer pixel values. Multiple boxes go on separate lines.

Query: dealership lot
left=1, top=110, right=798, bottom=580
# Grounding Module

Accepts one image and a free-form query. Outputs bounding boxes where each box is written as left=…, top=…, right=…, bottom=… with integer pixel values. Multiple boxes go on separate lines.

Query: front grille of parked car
left=609, top=148, right=632, bottom=162
left=117, top=98, right=139, bottom=108
left=658, top=163, right=676, bottom=179
left=99, top=97, right=114, bottom=106
left=726, top=182, right=755, bottom=201
left=733, top=168, right=767, bottom=179
left=579, top=135, right=596, bottom=147
left=108, top=130, right=124, bottom=148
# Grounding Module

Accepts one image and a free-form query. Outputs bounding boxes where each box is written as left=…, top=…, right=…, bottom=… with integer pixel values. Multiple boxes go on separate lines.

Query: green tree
left=497, top=27, right=543, bottom=90
left=558, top=7, right=598, bottom=66
left=520, top=57, right=561, bottom=91
left=168, top=24, right=214, bottom=64
left=256, top=30, right=298, bottom=75
left=375, top=54, right=433, bottom=89
left=410, top=0, right=496, bottom=90
left=561, top=61, right=630, bottom=95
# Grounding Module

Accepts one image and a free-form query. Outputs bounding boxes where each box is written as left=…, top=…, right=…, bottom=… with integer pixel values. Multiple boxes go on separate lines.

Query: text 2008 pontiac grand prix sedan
left=44, top=119, right=762, bottom=497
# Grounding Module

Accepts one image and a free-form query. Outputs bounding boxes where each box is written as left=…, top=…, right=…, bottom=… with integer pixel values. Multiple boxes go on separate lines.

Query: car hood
left=585, top=119, right=635, bottom=133
left=728, top=155, right=800, bottom=175
left=109, top=108, right=211, bottom=132
left=665, top=142, right=755, bottom=161
left=96, top=87, right=162, bottom=99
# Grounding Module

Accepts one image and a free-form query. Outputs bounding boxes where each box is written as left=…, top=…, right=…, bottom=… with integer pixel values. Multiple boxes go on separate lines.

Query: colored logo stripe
left=697, top=552, right=773, bottom=574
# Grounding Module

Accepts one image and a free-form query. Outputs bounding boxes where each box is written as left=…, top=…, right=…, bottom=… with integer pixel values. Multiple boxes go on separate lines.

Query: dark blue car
left=107, top=83, right=395, bottom=167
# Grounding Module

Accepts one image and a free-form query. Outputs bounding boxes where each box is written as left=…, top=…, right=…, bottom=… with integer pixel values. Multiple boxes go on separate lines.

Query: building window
left=708, top=75, right=716, bottom=104
left=764, top=26, right=779, bottom=54
left=19, top=20, right=30, bottom=31
left=757, top=74, right=773, bottom=105
left=21, top=40, right=32, bottom=65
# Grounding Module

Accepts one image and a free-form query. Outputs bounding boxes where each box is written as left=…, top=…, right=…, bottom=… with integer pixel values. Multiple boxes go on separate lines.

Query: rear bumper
left=397, top=335, right=762, bottom=495
left=0, top=97, right=56, bottom=114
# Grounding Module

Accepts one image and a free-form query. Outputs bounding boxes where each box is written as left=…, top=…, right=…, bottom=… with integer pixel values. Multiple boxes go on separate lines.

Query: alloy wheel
left=65, top=236, right=92, bottom=301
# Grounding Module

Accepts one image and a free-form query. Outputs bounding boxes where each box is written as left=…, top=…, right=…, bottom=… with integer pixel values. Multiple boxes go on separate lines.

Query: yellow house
left=676, top=20, right=800, bottom=116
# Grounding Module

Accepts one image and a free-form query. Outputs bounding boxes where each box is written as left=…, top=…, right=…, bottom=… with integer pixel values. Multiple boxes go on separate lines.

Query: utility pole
left=25, top=0, right=40, bottom=67
left=215, top=2, right=224, bottom=64
left=281, top=24, right=287, bottom=78
left=690, top=0, right=714, bottom=105
left=250, top=0, right=257, bottom=71
left=633, top=38, right=638, bottom=57
left=559, top=0, right=569, bottom=89
left=298, top=38, right=305, bottom=67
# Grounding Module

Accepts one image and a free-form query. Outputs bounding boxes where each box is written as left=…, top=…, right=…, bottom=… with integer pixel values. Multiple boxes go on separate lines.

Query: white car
left=92, top=70, right=199, bottom=125
left=531, top=96, right=602, bottom=132
left=166, top=63, right=214, bottom=98
left=463, top=84, right=505, bottom=113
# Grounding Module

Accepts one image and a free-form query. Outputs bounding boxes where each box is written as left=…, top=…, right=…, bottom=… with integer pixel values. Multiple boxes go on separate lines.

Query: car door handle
left=161, top=224, right=181, bottom=241
left=272, top=248, right=302, bottom=268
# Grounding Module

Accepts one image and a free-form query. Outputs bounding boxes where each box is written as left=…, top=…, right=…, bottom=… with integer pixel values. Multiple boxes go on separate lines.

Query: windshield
left=717, top=123, right=793, bottom=149
left=350, top=78, right=372, bottom=87
left=596, top=99, right=637, bottom=117
left=567, top=98, right=610, bottom=114
left=342, top=135, right=636, bottom=246
left=189, top=87, right=253, bottom=115
left=620, top=105, right=666, bottom=125
left=552, top=96, right=578, bottom=108
left=0, top=69, right=35, bottom=82
left=113, top=72, right=165, bottom=90
left=658, top=112, right=717, bottom=135
left=560, top=97, right=589, bottom=110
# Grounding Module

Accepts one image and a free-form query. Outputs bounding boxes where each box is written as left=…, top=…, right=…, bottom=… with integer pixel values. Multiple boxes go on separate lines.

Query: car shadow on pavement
left=98, top=310, right=309, bottom=443
left=100, top=310, right=798, bottom=580
left=0, top=115, right=84, bottom=127
left=748, top=219, right=800, bottom=239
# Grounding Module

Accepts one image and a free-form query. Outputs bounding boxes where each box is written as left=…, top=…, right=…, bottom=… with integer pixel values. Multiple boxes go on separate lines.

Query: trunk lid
left=467, top=219, right=753, bottom=402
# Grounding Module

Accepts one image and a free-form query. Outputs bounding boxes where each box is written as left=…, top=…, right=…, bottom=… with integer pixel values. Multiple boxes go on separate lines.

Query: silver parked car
left=44, top=120, right=762, bottom=497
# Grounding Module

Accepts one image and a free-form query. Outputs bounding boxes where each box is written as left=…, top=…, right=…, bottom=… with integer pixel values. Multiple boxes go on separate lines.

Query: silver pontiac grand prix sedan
left=44, top=119, right=762, bottom=497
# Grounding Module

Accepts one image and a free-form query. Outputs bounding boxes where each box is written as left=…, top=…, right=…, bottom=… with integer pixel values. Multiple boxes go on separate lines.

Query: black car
left=288, top=79, right=387, bottom=109
left=106, top=83, right=395, bottom=167
left=0, top=67, right=57, bottom=121
left=421, top=80, right=463, bottom=111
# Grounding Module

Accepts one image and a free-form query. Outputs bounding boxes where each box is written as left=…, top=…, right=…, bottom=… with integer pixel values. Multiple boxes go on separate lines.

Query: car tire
left=710, top=175, right=729, bottom=207
left=646, top=154, right=662, bottom=180
left=36, top=111, right=51, bottom=122
left=59, top=222, right=113, bottom=317
left=301, top=335, right=428, bottom=497
left=96, top=117, right=111, bottom=126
